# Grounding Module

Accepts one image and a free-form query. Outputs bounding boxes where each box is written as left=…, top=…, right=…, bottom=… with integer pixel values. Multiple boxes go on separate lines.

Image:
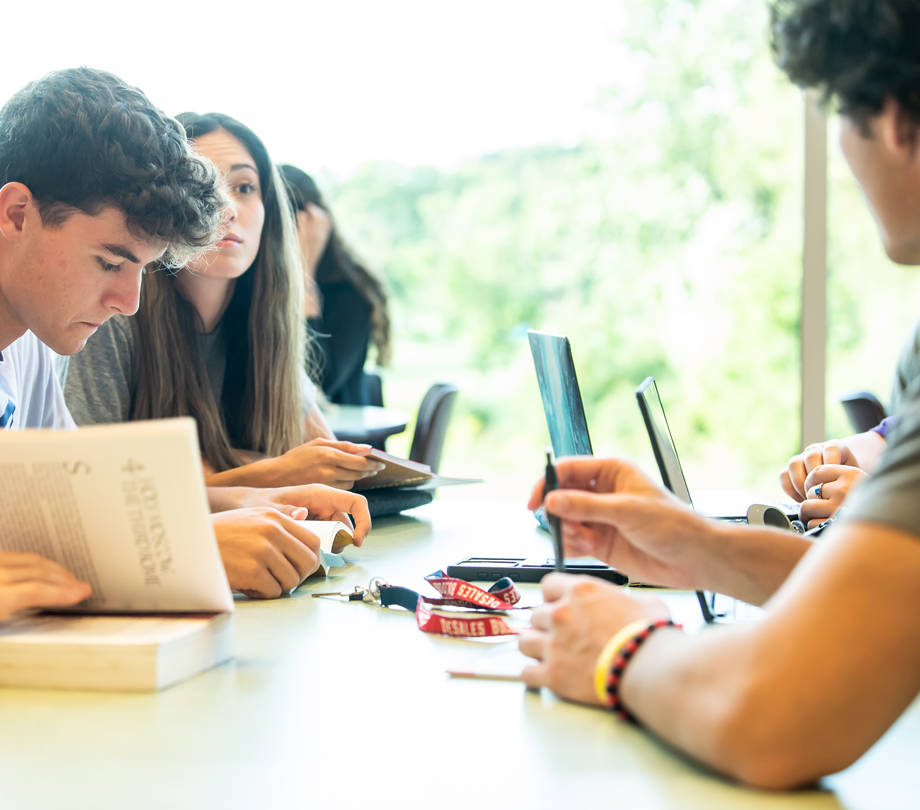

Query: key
left=312, top=586, right=368, bottom=601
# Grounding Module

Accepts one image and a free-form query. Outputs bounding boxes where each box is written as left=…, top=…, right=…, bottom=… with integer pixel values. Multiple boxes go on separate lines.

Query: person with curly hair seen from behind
left=518, top=0, right=920, bottom=789
left=64, top=114, right=385, bottom=491
left=280, top=165, right=391, bottom=406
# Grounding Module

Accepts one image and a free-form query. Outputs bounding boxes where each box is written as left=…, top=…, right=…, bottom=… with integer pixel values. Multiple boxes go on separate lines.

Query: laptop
left=528, top=330, right=592, bottom=458
left=528, top=332, right=759, bottom=622
left=528, top=331, right=782, bottom=521
left=636, top=376, right=795, bottom=521
left=528, top=330, right=594, bottom=537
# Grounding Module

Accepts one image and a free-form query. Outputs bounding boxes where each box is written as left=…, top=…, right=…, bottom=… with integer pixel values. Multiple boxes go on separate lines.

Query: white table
left=0, top=501, right=916, bottom=809
left=322, top=404, right=410, bottom=447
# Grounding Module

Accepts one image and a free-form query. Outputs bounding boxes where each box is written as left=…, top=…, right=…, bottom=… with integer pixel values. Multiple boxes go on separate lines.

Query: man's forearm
left=617, top=522, right=920, bottom=787
left=616, top=623, right=787, bottom=786
left=697, top=522, right=812, bottom=605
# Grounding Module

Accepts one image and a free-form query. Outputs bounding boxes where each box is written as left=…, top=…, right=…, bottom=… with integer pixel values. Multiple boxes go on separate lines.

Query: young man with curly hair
left=0, top=68, right=370, bottom=620
left=519, top=0, right=920, bottom=788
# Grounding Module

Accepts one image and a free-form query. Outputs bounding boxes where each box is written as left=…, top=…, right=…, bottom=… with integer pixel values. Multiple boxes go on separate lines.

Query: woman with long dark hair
left=63, top=113, right=383, bottom=490
left=280, top=165, right=391, bottom=405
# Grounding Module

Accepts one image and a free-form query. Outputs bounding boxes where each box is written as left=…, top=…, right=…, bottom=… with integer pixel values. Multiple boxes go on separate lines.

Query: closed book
left=0, top=611, right=233, bottom=691
left=352, top=449, right=481, bottom=491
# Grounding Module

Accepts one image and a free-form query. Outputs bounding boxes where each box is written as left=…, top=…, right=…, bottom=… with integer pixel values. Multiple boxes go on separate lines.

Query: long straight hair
left=279, top=164, right=392, bottom=366
left=132, top=113, right=308, bottom=471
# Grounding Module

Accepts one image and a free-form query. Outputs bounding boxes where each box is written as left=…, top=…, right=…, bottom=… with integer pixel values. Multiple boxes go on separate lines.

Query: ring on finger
left=814, top=484, right=823, bottom=500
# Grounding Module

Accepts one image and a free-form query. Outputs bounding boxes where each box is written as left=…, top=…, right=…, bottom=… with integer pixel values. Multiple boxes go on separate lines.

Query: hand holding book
left=204, top=438, right=386, bottom=490
left=0, top=551, right=92, bottom=622
left=212, top=507, right=325, bottom=599
left=229, top=483, right=372, bottom=543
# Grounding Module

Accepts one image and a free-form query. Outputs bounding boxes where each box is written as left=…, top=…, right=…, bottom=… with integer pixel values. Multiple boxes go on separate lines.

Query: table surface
left=322, top=404, right=410, bottom=433
left=1, top=500, right=918, bottom=809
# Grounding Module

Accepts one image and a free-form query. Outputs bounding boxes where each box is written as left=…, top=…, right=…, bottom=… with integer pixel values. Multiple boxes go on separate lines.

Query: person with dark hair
left=64, top=113, right=384, bottom=490
left=280, top=165, right=391, bottom=405
left=0, top=69, right=371, bottom=614
left=518, top=0, right=920, bottom=788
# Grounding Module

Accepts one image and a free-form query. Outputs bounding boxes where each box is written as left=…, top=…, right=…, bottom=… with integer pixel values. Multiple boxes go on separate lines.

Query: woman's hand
left=780, top=440, right=862, bottom=502
left=275, top=439, right=385, bottom=489
left=798, top=464, right=870, bottom=528
left=238, top=484, right=371, bottom=544
left=204, top=439, right=385, bottom=490
left=211, top=507, right=322, bottom=599
left=0, top=553, right=92, bottom=622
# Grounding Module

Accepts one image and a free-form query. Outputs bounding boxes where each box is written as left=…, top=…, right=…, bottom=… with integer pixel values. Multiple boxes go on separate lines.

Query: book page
left=0, top=461, right=105, bottom=601
left=300, top=520, right=354, bottom=553
left=299, top=521, right=353, bottom=577
left=0, top=419, right=232, bottom=613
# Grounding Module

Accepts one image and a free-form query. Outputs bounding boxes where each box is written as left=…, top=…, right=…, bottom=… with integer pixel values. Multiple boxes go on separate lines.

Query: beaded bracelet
left=593, top=619, right=652, bottom=705
left=604, top=619, right=680, bottom=723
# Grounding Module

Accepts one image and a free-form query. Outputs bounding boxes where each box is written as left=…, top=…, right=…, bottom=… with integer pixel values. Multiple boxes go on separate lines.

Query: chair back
left=409, top=383, right=459, bottom=473
left=834, top=390, right=887, bottom=434
left=364, top=370, right=384, bottom=407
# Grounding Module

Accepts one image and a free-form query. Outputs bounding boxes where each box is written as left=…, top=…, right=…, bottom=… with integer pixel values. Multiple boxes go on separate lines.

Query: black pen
left=543, top=449, right=565, bottom=572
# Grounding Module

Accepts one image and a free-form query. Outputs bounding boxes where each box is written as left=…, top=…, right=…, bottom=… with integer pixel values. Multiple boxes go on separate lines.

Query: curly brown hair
left=0, top=67, right=226, bottom=266
left=772, top=0, right=920, bottom=132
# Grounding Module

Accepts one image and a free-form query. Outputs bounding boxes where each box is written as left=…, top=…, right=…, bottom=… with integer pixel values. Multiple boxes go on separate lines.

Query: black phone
left=446, top=557, right=628, bottom=585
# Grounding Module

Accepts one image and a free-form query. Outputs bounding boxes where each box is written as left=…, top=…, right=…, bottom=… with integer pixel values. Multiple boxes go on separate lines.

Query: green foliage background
left=325, top=0, right=920, bottom=500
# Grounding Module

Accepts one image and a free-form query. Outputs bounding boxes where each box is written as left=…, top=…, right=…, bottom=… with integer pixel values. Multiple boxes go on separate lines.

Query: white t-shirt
left=0, top=331, right=76, bottom=431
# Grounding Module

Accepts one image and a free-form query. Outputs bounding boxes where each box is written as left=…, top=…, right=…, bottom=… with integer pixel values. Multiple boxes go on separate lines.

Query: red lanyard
left=314, top=571, right=526, bottom=638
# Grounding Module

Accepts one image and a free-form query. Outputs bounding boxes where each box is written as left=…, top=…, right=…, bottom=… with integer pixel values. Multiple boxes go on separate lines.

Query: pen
left=543, top=449, right=565, bottom=572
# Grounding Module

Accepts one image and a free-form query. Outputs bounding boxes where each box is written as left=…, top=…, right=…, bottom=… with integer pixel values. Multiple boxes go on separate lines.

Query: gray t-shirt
left=63, top=314, right=316, bottom=429
left=847, top=378, right=920, bottom=535
left=890, top=315, right=920, bottom=415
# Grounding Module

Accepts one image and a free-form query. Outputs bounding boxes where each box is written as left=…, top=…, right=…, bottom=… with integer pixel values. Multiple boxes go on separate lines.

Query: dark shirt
left=309, top=280, right=373, bottom=405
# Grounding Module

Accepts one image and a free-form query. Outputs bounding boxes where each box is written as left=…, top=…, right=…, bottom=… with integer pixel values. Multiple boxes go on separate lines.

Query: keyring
left=814, top=484, right=823, bottom=499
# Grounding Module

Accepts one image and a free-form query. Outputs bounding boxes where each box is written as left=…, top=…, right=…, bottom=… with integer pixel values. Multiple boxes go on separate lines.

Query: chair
left=833, top=390, right=887, bottom=433
left=409, top=383, right=459, bottom=473
left=363, top=370, right=384, bottom=407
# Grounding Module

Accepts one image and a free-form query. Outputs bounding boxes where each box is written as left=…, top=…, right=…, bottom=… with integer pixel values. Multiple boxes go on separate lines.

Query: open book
left=303, top=520, right=354, bottom=577
left=0, top=418, right=233, bottom=613
left=352, top=449, right=481, bottom=491
left=0, top=418, right=234, bottom=689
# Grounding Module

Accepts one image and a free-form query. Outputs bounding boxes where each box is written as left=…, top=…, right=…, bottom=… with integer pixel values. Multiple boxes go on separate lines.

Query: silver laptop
left=636, top=376, right=795, bottom=521
left=637, top=376, right=775, bottom=623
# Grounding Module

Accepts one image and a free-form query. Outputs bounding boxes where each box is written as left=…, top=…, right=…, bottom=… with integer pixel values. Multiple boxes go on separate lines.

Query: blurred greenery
left=325, top=0, right=920, bottom=501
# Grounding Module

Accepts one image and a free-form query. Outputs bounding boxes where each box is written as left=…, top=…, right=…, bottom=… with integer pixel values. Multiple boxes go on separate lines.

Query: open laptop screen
left=528, top=330, right=593, bottom=457
left=636, top=376, right=694, bottom=507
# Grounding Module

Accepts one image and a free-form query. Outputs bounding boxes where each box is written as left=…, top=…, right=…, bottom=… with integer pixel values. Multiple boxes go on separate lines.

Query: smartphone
left=446, top=557, right=628, bottom=585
